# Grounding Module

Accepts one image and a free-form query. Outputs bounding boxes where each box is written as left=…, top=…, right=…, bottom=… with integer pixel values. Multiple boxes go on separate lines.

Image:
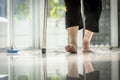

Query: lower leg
left=67, top=26, right=79, bottom=46
left=83, top=30, right=93, bottom=52
left=65, top=26, right=79, bottom=53
left=83, top=55, right=94, bottom=73
left=67, top=62, right=79, bottom=78
left=66, top=55, right=79, bottom=78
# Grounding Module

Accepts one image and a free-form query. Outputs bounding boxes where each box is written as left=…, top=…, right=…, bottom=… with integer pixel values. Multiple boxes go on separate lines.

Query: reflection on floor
left=0, top=48, right=120, bottom=80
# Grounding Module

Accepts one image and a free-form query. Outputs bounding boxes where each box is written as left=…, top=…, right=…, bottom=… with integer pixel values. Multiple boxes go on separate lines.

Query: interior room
left=0, top=0, right=120, bottom=80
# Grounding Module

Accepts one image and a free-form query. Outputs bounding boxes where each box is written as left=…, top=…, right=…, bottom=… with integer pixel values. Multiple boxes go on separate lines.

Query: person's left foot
left=82, top=40, right=93, bottom=53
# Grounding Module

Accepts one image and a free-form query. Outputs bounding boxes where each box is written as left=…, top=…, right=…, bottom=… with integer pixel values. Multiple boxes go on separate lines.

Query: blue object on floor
left=0, top=75, right=8, bottom=80
left=7, top=49, right=18, bottom=53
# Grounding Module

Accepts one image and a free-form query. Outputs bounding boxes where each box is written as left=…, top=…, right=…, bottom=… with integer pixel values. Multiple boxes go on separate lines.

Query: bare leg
left=82, top=30, right=93, bottom=53
left=66, top=54, right=79, bottom=78
left=67, top=61, right=79, bottom=78
left=65, top=26, right=79, bottom=53
left=83, top=54, right=100, bottom=80
left=83, top=54, right=94, bottom=73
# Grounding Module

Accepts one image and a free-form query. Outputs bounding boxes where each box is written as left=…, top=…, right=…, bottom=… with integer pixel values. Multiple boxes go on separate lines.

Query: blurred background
left=0, top=0, right=119, bottom=50
left=0, top=0, right=120, bottom=80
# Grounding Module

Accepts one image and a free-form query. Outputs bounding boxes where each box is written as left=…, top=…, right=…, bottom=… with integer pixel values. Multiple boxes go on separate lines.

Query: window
left=0, top=0, right=116, bottom=50
left=12, top=0, right=32, bottom=49
left=0, top=7, right=2, bottom=16
left=91, top=0, right=111, bottom=47
left=46, top=0, right=68, bottom=50
left=0, top=0, right=7, bottom=49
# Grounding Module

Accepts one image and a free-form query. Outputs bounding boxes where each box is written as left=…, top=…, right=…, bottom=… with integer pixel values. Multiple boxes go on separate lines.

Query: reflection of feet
left=66, top=54, right=78, bottom=62
left=65, top=44, right=77, bottom=53
left=86, top=71, right=99, bottom=80
left=82, top=40, right=93, bottom=53
left=66, top=74, right=84, bottom=80
left=66, top=71, right=99, bottom=80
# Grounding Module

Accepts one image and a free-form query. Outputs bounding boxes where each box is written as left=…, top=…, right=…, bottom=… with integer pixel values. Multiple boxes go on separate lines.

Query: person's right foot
left=65, top=44, right=77, bottom=53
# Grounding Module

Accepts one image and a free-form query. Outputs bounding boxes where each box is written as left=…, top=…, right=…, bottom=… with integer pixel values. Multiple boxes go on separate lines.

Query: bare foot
left=82, top=40, right=93, bottom=53
left=65, top=44, right=77, bottom=53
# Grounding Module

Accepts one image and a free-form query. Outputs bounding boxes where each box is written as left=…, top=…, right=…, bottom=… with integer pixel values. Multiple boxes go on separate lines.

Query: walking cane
left=42, top=0, right=48, bottom=54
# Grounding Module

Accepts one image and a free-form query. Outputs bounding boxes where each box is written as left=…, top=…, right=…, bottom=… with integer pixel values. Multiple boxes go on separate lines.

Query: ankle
left=70, top=43, right=77, bottom=48
left=69, top=42, right=77, bottom=47
left=82, top=40, right=90, bottom=50
left=83, top=40, right=90, bottom=45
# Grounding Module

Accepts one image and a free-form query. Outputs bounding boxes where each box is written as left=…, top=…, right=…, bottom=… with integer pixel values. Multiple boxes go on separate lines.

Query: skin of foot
left=66, top=54, right=79, bottom=78
left=65, top=26, right=79, bottom=53
left=83, top=54, right=94, bottom=73
left=65, top=27, right=94, bottom=53
left=65, top=44, right=77, bottom=53
left=82, top=40, right=92, bottom=53
left=82, top=30, right=93, bottom=53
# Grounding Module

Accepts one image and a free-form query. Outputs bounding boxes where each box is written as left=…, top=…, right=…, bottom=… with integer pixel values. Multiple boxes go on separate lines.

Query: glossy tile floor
left=0, top=48, right=120, bottom=80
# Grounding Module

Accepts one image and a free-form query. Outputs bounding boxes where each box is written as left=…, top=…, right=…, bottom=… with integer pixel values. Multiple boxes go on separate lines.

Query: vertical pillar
left=110, top=0, right=118, bottom=47
left=118, top=0, right=120, bottom=47
left=42, top=0, right=48, bottom=54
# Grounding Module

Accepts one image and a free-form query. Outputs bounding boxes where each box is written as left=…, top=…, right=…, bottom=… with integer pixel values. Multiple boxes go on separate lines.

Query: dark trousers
left=64, top=0, right=102, bottom=32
